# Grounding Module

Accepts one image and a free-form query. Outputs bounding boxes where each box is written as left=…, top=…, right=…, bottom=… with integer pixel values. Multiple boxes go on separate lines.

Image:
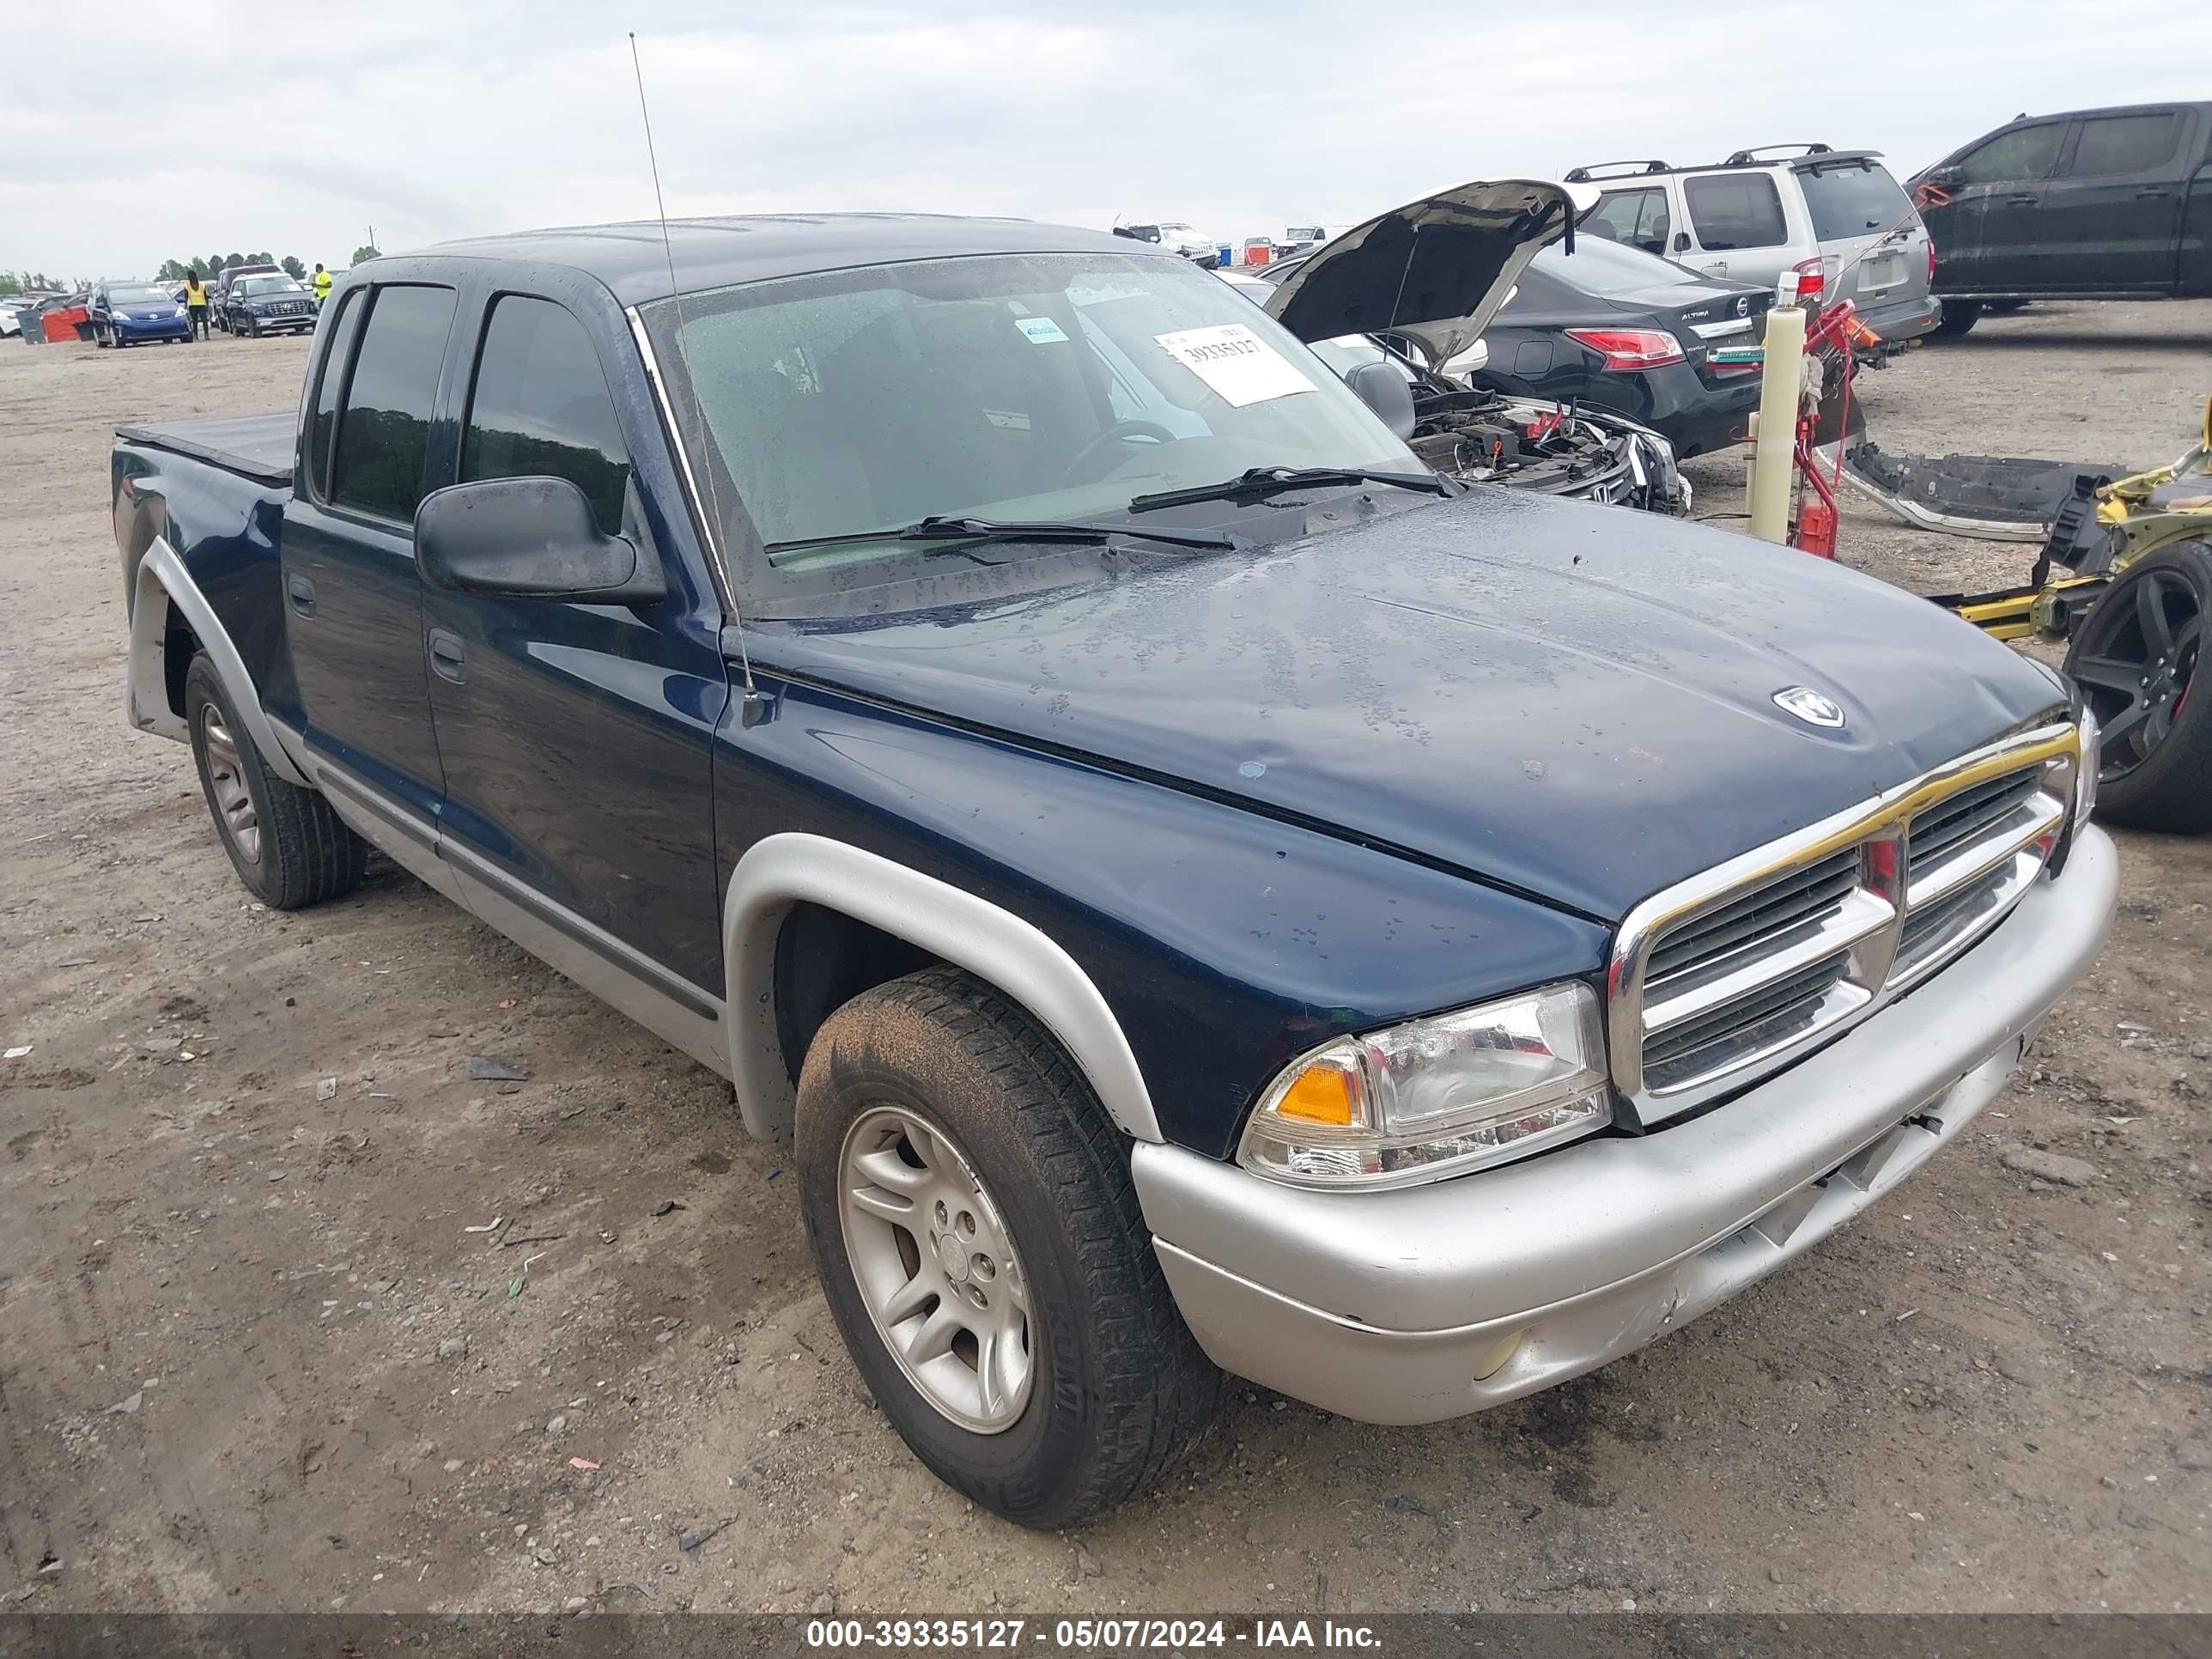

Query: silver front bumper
left=1132, top=826, right=2118, bottom=1425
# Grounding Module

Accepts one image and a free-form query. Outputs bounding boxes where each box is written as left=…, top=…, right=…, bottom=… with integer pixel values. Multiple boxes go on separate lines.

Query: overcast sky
left=4, top=0, right=2208, bottom=281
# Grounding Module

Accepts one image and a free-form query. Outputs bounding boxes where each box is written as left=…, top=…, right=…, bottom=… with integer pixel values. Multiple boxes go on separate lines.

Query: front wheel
left=2066, top=541, right=2211, bottom=834
left=185, top=654, right=371, bottom=906
left=797, top=966, right=1219, bottom=1528
left=1931, top=300, right=1981, bottom=339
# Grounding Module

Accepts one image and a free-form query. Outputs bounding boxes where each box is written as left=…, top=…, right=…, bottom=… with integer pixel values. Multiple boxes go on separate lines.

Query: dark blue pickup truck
left=113, top=200, right=2117, bottom=1528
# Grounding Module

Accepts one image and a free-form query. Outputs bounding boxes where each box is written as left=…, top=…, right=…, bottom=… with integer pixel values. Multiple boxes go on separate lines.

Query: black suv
left=1911, top=102, right=2212, bottom=336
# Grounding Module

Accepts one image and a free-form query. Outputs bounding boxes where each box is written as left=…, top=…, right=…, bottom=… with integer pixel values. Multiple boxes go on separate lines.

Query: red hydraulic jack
left=1786, top=296, right=1881, bottom=560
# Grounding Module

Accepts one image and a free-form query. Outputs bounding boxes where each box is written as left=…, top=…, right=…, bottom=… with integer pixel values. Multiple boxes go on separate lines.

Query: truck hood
left=1262, top=179, right=1598, bottom=368
left=755, top=490, right=2067, bottom=923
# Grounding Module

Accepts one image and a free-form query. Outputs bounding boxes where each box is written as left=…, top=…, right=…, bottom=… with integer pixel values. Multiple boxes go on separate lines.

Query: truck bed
left=115, top=412, right=295, bottom=489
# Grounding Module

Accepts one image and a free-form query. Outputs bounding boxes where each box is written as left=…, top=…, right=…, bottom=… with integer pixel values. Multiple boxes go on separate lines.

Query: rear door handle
left=2136, top=187, right=2172, bottom=199
left=286, top=575, right=315, bottom=618
left=428, top=629, right=467, bottom=685
left=2004, top=195, right=2039, bottom=207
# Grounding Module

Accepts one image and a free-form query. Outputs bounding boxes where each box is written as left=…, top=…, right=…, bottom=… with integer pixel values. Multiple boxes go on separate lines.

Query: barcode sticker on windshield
left=1015, top=316, right=1070, bottom=344
left=1152, top=323, right=1316, bottom=407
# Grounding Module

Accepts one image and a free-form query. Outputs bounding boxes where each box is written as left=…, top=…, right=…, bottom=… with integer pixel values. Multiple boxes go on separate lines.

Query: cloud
left=3, top=0, right=2208, bottom=279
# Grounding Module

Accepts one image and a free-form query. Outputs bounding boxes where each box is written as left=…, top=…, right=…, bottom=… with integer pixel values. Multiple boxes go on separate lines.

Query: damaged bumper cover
left=1132, top=828, right=2115, bottom=1425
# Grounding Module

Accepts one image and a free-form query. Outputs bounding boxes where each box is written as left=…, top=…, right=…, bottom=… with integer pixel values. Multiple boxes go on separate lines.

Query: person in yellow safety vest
left=183, top=274, right=209, bottom=342
left=313, top=264, right=332, bottom=307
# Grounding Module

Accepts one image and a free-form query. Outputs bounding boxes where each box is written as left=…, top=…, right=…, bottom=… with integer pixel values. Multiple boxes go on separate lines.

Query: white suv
left=1566, top=144, right=1942, bottom=343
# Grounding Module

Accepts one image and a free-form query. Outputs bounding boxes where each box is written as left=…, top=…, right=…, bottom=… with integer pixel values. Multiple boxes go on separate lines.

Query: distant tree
left=0, top=273, right=21, bottom=297
left=249, top=251, right=272, bottom=264
left=157, top=259, right=189, bottom=281
left=224, top=252, right=245, bottom=268
left=206, top=253, right=228, bottom=275
left=281, top=255, right=307, bottom=280
left=351, top=244, right=381, bottom=265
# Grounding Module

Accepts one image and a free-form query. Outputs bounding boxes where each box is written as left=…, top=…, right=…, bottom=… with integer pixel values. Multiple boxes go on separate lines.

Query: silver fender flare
left=128, top=538, right=309, bottom=786
left=722, top=833, right=1163, bottom=1146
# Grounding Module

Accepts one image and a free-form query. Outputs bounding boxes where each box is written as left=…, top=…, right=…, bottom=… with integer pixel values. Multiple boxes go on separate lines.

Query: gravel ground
left=2, top=303, right=2208, bottom=1619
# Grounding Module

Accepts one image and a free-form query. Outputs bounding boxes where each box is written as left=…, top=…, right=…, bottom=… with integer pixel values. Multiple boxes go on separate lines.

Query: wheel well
left=771, top=902, right=939, bottom=1085
left=161, top=605, right=202, bottom=720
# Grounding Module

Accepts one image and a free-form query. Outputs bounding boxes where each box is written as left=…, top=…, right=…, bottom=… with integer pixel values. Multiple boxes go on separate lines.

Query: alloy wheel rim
left=838, top=1104, right=1034, bottom=1434
left=2070, top=568, right=2201, bottom=781
left=197, top=708, right=262, bottom=865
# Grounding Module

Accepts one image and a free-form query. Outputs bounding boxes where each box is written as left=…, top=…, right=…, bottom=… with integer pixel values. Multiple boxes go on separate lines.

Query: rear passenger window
left=461, top=295, right=633, bottom=537
left=331, top=284, right=457, bottom=523
left=1954, top=124, right=2064, bottom=185
left=306, top=289, right=363, bottom=501
left=2064, top=112, right=2180, bottom=178
left=1589, top=188, right=1671, bottom=256
left=1684, top=174, right=1787, bottom=251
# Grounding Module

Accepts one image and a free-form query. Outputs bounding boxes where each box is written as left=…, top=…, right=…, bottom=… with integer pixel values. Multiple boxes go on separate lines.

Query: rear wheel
left=185, top=654, right=371, bottom=906
left=2065, top=541, right=2212, bottom=833
left=797, top=966, right=1219, bottom=1528
left=1931, top=301, right=1981, bottom=338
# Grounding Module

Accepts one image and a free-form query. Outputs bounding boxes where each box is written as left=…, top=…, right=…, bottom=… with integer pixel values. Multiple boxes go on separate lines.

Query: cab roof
left=417, top=213, right=1153, bottom=308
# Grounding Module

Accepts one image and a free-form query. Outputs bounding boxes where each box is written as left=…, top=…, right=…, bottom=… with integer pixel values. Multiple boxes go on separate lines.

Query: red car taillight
left=1562, top=327, right=1686, bottom=370
left=1791, top=257, right=1826, bottom=301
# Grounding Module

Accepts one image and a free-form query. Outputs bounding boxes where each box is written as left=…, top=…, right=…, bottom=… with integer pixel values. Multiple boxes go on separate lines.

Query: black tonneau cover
left=116, top=412, right=295, bottom=489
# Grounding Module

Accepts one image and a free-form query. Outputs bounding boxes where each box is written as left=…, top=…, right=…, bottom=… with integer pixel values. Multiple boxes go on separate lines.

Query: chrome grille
left=1643, top=948, right=1853, bottom=1091
left=1645, top=848, right=1861, bottom=988
left=1611, top=726, right=2078, bottom=1125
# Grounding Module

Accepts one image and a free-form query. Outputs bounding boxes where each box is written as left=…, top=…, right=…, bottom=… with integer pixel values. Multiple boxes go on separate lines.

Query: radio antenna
left=629, top=31, right=757, bottom=707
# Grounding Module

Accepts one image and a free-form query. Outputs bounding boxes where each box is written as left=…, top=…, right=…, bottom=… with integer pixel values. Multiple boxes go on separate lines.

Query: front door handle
left=2136, top=187, right=2172, bottom=199
left=286, top=574, right=315, bottom=618
left=2005, top=194, right=2039, bottom=207
left=428, top=629, right=467, bottom=686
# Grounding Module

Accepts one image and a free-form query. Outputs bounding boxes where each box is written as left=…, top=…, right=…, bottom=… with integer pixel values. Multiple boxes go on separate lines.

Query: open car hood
left=1261, top=179, right=1596, bottom=365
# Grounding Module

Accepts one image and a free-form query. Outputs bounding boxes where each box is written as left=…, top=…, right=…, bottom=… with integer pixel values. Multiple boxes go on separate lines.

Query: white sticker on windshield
left=1015, top=316, right=1069, bottom=344
left=1152, top=323, right=1316, bottom=407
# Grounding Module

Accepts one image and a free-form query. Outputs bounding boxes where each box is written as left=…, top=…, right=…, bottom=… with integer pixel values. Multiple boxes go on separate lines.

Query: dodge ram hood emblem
left=1773, top=686, right=1845, bottom=728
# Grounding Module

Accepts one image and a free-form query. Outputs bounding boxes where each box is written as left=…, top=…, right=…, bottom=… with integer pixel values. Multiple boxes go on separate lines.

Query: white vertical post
left=1747, top=305, right=1807, bottom=544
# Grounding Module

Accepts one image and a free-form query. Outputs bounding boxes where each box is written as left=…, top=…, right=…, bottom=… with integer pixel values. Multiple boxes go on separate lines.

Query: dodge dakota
left=112, top=190, right=2118, bottom=1528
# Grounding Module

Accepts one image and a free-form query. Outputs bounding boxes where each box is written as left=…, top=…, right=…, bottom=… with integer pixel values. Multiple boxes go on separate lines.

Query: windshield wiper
left=765, top=514, right=1236, bottom=558
left=1126, top=465, right=1453, bottom=514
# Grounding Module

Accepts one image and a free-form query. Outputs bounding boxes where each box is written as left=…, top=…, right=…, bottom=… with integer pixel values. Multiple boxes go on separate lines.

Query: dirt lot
left=2, top=304, right=2209, bottom=1620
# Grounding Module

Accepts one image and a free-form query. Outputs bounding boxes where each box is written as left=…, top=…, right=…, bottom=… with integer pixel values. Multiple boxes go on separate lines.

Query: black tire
left=797, top=966, right=1219, bottom=1528
left=246, top=316, right=260, bottom=338
left=95, top=325, right=112, bottom=349
left=184, top=653, right=370, bottom=907
left=1931, top=300, right=1981, bottom=339
left=2065, top=541, right=2212, bottom=834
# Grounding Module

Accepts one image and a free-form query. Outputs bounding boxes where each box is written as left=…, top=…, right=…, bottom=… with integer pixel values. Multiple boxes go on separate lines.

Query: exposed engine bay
left=1407, top=384, right=1687, bottom=514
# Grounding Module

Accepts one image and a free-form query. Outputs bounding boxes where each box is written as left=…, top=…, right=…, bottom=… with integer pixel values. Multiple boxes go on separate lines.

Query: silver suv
left=1566, top=144, right=1941, bottom=344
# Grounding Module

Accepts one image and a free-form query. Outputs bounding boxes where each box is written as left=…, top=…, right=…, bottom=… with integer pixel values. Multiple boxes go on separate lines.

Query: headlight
left=2073, top=706, right=2100, bottom=829
left=1237, top=982, right=1612, bottom=1190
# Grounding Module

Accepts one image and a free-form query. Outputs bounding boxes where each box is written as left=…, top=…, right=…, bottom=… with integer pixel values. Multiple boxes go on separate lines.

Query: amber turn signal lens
left=1275, top=1066, right=1355, bottom=1126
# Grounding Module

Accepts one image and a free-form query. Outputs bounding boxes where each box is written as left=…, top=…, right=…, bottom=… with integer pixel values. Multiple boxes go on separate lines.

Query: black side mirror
left=1672, top=231, right=1692, bottom=252
left=415, top=477, right=665, bottom=604
left=1342, top=361, right=1417, bottom=441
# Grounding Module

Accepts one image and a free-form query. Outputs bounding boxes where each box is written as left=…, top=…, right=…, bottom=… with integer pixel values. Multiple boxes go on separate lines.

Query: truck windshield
left=647, top=251, right=1419, bottom=600
left=1798, top=161, right=1913, bottom=240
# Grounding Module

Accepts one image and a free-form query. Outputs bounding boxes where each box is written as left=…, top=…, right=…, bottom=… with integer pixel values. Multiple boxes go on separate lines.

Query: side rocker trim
left=128, top=538, right=309, bottom=787
left=722, top=833, right=1164, bottom=1146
